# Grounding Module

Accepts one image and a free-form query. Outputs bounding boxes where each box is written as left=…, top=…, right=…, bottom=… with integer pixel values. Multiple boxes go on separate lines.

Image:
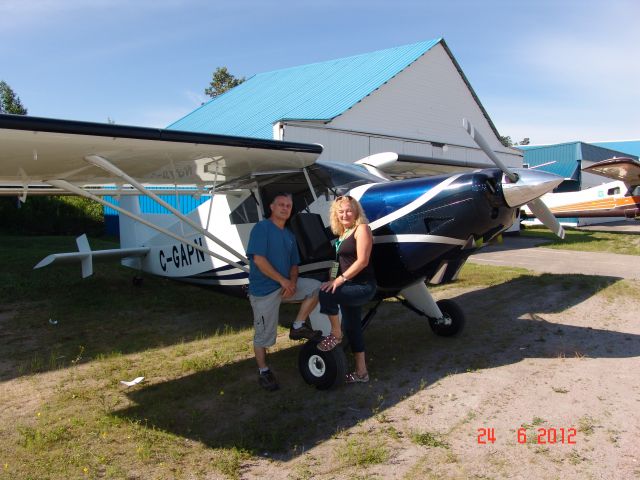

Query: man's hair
left=269, top=192, right=292, bottom=204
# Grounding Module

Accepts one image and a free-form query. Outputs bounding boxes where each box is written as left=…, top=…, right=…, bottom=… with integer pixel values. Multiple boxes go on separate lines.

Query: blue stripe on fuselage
left=359, top=175, right=451, bottom=222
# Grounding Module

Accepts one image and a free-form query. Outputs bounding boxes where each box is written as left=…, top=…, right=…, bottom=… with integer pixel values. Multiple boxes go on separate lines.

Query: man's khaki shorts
left=249, top=277, right=320, bottom=347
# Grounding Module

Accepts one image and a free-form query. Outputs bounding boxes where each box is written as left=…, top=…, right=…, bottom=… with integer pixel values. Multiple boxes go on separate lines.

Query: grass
left=336, top=434, right=390, bottom=467
left=520, top=225, right=640, bottom=256
left=410, top=431, right=450, bottom=449
left=1, top=234, right=638, bottom=478
left=578, top=416, right=597, bottom=436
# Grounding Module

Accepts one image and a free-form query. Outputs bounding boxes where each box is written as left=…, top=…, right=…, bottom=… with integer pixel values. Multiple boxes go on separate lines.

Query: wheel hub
left=433, top=314, right=452, bottom=326
left=308, top=354, right=326, bottom=377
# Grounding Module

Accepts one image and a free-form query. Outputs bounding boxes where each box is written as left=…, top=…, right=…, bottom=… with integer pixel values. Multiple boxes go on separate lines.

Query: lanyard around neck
left=334, top=227, right=353, bottom=257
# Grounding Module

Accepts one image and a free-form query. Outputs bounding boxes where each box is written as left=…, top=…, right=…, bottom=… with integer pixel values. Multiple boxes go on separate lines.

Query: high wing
left=0, top=114, right=323, bottom=275
left=0, top=114, right=322, bottom=188
left=582, top=157, right=640, bottom=187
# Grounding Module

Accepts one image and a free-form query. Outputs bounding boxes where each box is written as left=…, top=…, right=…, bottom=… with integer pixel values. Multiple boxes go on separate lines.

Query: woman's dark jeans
left=319, top=280, right=376, bottom=353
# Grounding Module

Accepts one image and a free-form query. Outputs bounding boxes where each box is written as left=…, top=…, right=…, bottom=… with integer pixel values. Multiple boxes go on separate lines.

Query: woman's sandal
left=345, top=371, right=369, bottom=383
left=317, top=334, right=342, bottom=352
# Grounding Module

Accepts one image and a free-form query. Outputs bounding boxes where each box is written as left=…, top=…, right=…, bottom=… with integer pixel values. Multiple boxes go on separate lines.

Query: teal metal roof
left=591, top=140, right=640, bottom=158
left=168, top=39, right=442, bottom=139
left=518, top=142, right=583, bottom=179
left=518, top=142, right=637, bottom=180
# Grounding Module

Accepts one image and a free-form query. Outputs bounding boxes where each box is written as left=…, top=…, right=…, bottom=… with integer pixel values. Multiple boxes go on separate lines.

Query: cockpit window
left=229, top=193, right=260, bottom=224
left=311, top=161, right=383, bottom=194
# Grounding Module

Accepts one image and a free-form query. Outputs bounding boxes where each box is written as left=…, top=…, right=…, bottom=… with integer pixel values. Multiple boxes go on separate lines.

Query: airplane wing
left=0, top=114, right=324, bottom=277
left=0, top=114, right=322, bottom=188
left=355, top=151, right=495, bottom=179
left=582, top=157, right=640, bottom=186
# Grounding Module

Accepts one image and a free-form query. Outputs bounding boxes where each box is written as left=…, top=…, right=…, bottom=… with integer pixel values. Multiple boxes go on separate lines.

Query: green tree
left=499, top=135, right=513, bottom=147
left=204, top=67, right=245, bottom=98
left=0, top=80, right=28, bottom=114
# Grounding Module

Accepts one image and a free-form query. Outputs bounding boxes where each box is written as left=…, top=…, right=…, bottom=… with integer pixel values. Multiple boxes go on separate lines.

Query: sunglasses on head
left=335, top=195, right=353, bottom=201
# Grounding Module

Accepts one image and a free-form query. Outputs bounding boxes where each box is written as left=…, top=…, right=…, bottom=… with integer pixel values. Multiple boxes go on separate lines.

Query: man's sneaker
left=258, top=369, right=279, bottom=391
left=289, top=323, right=322, bottom=340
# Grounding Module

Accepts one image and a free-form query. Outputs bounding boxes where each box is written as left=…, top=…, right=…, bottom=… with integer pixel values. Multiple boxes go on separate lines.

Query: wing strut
left=84, top=154, right=249, bottom=265
left=46, top=179, right=249, bottom=273
left=302, top=167, right=318, bottom=201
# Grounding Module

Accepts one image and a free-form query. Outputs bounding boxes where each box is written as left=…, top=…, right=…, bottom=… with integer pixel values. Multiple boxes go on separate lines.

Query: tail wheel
left=298, top=340, right=347, bottom=390
left=429, top=299, right=465, bottom=337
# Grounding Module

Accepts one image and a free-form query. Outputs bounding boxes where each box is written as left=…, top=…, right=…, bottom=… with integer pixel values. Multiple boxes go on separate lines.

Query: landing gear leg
left=397, top=282, right=465, bottom=337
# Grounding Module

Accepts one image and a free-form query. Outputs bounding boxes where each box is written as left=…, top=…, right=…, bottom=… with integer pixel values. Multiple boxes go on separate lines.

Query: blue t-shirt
left=247, top=219, right=301, bottom=296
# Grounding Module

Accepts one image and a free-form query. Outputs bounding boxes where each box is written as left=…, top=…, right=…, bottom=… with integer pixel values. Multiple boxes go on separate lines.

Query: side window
left=229, top=195, right=259, bottom=224
left=607, top=186, right=621, bottom=196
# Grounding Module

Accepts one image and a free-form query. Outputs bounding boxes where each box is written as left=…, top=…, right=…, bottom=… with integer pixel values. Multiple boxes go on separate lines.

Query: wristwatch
left=341, top=274, right=348, bottom=282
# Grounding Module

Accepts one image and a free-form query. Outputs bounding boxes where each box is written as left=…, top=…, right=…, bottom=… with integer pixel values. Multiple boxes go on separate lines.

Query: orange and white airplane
left=522, top=157, right=640, bottom=220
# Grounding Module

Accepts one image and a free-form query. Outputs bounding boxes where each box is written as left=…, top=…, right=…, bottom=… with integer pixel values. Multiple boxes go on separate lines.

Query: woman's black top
left=337, top=227, right=376, bottom=284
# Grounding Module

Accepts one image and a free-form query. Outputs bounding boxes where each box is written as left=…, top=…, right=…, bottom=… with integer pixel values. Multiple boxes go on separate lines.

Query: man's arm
left=289, top=265, right=299, bottom=292
left=253, top=254, right=296, bottom=297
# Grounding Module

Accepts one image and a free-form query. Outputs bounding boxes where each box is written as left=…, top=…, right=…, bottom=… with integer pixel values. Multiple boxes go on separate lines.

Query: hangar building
left=106, top=38, right=521, bottom=234
left=169, top=38, right=520, bottom=168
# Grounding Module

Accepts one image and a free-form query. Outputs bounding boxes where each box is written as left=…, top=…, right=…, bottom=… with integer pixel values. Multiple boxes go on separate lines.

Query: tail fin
left=118, top=196, right=142, bottom=249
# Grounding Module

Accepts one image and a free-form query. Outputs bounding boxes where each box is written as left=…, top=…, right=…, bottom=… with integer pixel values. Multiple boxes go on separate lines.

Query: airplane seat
left=289, top=213, right=334, bottom=263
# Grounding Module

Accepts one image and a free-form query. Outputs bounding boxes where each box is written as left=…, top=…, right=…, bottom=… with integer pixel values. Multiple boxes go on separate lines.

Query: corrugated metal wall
left=104, top=193, right=211, bottom=236
left=522, top=143, right=581, bottom=178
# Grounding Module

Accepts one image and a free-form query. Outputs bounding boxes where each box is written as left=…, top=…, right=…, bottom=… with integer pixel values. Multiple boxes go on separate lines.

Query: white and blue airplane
left=0, top=113, right=564, bottom=388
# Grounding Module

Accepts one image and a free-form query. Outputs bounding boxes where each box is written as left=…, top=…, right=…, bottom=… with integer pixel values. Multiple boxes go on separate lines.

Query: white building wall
left=280, top=43, right=521, bottom=168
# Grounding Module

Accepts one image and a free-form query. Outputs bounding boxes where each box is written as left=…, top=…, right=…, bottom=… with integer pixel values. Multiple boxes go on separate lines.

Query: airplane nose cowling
left=501, top=168, right=564, bottom=207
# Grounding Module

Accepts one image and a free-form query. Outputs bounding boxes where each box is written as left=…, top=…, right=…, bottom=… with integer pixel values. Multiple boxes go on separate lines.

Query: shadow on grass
left=0, top=235, right=253, bottom=382
left=113, top=273, right=640, bottom=457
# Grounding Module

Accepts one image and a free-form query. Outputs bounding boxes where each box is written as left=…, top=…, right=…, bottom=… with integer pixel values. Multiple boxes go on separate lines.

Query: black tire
left=429, top=299, right=465, bottom=337
left=298, top=340, right=348, bottom=390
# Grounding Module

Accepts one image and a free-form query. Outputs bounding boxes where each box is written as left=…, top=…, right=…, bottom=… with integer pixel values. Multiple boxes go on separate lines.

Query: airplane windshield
left=311, top=161, right=383, bottom=194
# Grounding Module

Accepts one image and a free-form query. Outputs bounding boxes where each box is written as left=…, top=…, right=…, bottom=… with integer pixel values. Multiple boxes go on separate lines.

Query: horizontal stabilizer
left=34, top=234, right=149, bottom=278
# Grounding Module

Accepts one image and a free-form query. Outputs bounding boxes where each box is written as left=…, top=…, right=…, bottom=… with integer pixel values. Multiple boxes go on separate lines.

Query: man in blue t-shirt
left=247, top=192, right=321, bottom=391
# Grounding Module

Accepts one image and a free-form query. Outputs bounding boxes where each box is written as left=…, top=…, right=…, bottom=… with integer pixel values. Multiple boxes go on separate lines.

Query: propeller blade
left=462, top=118, right=518, bottom=182
left=526, top=198, right=565, bottom=239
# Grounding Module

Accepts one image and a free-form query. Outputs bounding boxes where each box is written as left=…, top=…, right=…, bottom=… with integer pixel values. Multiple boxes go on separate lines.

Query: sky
left=1, top=0, right=638, bottom=145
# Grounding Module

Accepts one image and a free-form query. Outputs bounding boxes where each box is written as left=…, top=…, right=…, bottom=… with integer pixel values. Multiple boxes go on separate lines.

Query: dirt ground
left=242, top=283, right=640, bottom=479
left=2, top=274, right=639, bottom=479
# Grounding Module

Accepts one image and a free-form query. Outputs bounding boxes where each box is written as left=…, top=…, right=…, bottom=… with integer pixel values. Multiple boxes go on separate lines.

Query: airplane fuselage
left=131, top=166, right=516, bottom=298
left=522, top=181, right=640, bottom=219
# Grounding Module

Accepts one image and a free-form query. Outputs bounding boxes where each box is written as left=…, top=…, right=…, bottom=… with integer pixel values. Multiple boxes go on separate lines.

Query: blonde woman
left=318, top=195, right=376, bottom=383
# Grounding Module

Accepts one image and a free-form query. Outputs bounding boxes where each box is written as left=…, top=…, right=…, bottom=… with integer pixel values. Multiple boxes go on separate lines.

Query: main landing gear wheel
left=298, top=340, right=347, bottom=390
left=429, top=299, right=465, bottom=337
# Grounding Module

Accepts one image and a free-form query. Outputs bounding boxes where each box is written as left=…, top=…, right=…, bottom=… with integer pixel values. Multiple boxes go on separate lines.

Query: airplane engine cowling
left=359, top=169, right=515, bottom=292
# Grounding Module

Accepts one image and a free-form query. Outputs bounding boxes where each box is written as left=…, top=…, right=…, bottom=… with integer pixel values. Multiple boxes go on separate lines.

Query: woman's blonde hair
left=329, top=195, right=369, bottom=236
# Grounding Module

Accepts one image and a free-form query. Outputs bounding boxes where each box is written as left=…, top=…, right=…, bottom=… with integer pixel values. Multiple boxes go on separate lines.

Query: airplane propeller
left=462, top=119, right=565, bottom=239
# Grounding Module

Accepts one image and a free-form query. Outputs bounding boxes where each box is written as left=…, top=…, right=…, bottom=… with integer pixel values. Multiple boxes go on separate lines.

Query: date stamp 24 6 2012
left=477, top=427, right=577, bottom=445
